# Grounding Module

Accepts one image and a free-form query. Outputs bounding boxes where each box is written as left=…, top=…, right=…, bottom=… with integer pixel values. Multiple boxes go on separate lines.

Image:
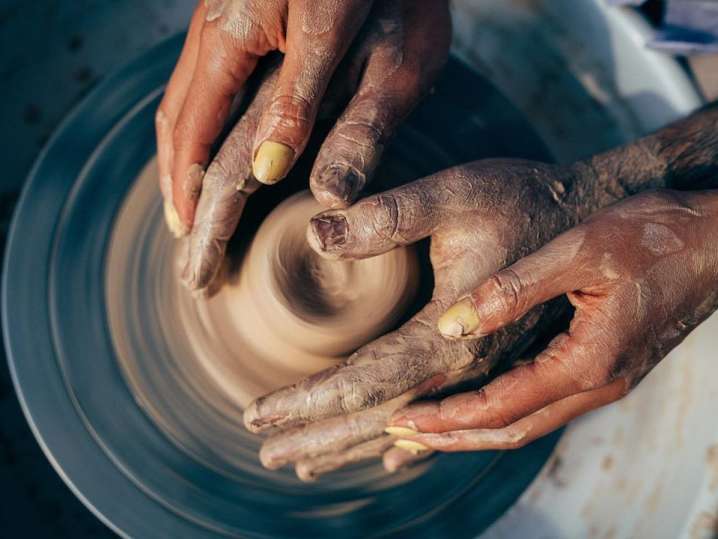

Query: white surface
left=486, top=313, right=718, bottom=538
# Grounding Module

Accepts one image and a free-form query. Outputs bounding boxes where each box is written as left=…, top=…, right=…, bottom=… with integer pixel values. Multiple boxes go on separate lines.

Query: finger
left=171, top=13, right=262, bottom=228
left=436, top=225, right=596, bottom=339
left=258, top=395, right=401, bottom=470
left=243, top=316, right=456, bottom=433
left=295, top=437, right=395, bottom=482
left=259, top=378, right=442, bottom=474
left=398, top=378, right=628, bottom=452
left=181, top=67, right=279, bottom=291
left=156, top=3, right=206, bottom=237
left=244, top=297, right=542, bottom=433
left=251, top=0, right=372, bottom=185
left=306, top=172, right=462, bottom=260
left=309, top=0, right=450, bottom=208
left=382, top=445, right=434, bottom=473
left=390, top=315, right=623, bottom=433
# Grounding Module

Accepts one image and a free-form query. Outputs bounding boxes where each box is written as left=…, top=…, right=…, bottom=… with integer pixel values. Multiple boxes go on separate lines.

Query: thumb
left=437, top=226, right=591, bottom=339
left=306, top=174, right=452, bottom=260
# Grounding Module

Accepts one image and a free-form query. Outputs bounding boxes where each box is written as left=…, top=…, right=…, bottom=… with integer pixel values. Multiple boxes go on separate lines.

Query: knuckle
left=369, top=192, right=422, bottom=245
left=488, top=269, right=525, bottom=319
left=335, top=115, right=385, bottom=148
left=199, top=23, right=231, bottom=55
left=462, top=389, right=514, bottom=429
left=364, top=193, right=400, bottom=243
left=335, top=375, right=381, bottom=414
left=270, top=93, right=313, bottom=116
left=265, top=94, right=313, bottom=134
left=203, top=1, right=275, bottom=54
left=543, top=340, right=615, bottom=392
left=198, top=32, right=249, bottom=85
left=308, top=36, right=343, bottom=60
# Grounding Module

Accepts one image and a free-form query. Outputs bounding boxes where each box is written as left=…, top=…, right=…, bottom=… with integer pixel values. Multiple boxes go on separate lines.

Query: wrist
left=569, top=139, right=669, bottom=219
left=570, top=101, right=718, bottom=218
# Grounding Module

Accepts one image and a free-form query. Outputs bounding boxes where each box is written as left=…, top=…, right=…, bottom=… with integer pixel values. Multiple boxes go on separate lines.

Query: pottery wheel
left=108, top=173, right=418, bottom=472
left=3, top=35, right=559, bottom=538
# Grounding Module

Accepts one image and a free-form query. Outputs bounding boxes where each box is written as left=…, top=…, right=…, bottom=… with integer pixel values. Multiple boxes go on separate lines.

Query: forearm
left=571, top=100, right=718, bottom=218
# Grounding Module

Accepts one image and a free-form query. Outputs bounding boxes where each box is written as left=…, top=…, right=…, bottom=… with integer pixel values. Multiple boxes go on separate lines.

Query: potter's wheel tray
left=3, top=35, right=559, bottom=537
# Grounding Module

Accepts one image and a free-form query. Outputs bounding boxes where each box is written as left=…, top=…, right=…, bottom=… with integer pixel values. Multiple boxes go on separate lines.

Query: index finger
left=243, top=315, right=458, bottom=432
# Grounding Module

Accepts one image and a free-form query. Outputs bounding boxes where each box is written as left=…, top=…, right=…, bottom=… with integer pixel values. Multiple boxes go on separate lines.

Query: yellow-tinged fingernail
left=163, top=200, right=189, bottom=238
left=252, top=141, right=294, bottom=184
left=385, top=426, right=419, bottom=437
left=437, top=297, right=480, bottom=338
left=394, top=440, right=430, bottom=455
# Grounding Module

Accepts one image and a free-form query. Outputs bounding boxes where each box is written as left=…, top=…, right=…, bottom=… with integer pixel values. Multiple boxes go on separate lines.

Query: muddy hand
left=390, top=190, right=718, bottom=452
left=245, top=160, right=584, bottom=478
left=156, top=0, right=450, bottom=240
left=245, top=101, right=718, bottom=478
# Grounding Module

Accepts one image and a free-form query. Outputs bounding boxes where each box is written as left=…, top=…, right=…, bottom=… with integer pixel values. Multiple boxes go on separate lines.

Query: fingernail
left=163, top=200, right=189, bottom=238
left=394, top=440, right=430, bottom=455
left=315, top=165, right=361, bottom=206
left=252, top=141, right=294, bottom=184
left=385, top=426, right=419, bottom=437
left=437, top=297, right=481, bottom=338
left=310, top=214, right=347, bottom=251
left=183, top=163, right=204, bottom=202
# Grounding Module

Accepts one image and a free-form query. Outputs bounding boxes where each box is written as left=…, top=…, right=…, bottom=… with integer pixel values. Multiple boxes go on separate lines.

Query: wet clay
left=107, top=161, right=418, bottom=473
left=193, top=190, right=418, bottom=407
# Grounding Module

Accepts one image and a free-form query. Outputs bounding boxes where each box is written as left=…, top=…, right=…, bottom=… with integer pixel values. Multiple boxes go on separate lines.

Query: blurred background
left=0, top=0, right=716, bottom=536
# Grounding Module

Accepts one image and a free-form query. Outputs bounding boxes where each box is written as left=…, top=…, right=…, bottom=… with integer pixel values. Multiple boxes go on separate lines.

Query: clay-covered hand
left=242, top=159, right=587, bottom=479
left=156, top=0, right=450, bottom=239
left=242, top=96, right=718, bottom=478
left=388, top=189, right=718, bottom=452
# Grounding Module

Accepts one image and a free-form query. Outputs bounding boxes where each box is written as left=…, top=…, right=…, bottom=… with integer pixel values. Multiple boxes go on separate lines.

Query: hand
left=245, top=100, right=718, bottom=479
left=156, top=0, right=450, bottom=239
left=242, top=159, right=588, bottom=479
left=389, top=190, right=718, bottom=452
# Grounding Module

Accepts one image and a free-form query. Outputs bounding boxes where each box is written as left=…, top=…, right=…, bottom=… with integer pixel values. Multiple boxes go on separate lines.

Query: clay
left=109, top=163, right=422, bottom=480
left=238, top=190, right=415, bottom=356
left=188, top=190, right=417, bottom=409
